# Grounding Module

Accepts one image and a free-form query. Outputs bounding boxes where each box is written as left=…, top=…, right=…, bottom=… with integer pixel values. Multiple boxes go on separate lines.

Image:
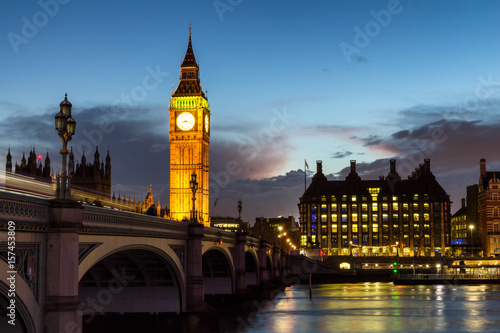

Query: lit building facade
left=299, top=159, right=451, bottom=257
left=478, top=159, right=500, bottom=256
left=169, top=28, right=211, bottom=226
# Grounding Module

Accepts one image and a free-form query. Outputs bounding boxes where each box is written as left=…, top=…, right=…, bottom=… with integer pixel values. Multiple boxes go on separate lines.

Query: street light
left=189, top=171, right=198, bottom=223
left=54, top=93, right=76, bottom=199
left=470, top=225, right=474, bottom=257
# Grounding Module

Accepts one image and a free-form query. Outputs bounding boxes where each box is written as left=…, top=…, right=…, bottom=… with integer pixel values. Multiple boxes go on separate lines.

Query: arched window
left=494, top=207, right=499, bottom=217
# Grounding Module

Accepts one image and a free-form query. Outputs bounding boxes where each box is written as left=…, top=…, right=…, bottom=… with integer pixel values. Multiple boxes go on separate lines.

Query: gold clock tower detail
left=169, top=27, right=210, bottom=226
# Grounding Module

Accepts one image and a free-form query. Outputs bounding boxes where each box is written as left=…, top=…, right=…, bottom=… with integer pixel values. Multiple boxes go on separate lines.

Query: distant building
left=478, top=159, right=500, bottom=256
left=451, top=185, right=480, bottom=255
left=299, top=159, right=451, bottom=257
left=6, top=146, right=111, bottom=196
left=252, top=216, right=300, bottom=251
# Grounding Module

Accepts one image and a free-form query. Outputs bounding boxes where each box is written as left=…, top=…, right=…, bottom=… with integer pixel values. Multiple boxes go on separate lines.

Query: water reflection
left=243, top=283, right=500, bottom=333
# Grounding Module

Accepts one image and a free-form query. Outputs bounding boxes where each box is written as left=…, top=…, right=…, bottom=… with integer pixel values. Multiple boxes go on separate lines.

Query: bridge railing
left=81, top=205, right=189, bottom=237
left=0, top=190, right=50, bottom=227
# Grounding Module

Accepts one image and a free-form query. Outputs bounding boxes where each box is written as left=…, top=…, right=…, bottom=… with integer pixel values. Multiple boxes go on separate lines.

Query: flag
left=305, top=159, right=309, bottom=169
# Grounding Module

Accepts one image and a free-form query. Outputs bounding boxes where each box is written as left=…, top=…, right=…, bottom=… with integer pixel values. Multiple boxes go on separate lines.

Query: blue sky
left=1, top=0, right=500, bottom=222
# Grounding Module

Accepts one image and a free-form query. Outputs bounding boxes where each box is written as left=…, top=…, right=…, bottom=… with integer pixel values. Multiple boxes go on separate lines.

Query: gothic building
left=299, top=159, right=451, bottom=257
left=478, top=158, right=500, bottom=256
left=7, top=147, right=51, bottom=180
left=69, top=147, right=112, bottom=195
left=6, top=146, right=111, bottom=196
left=169, top=26, right=211, bottom=226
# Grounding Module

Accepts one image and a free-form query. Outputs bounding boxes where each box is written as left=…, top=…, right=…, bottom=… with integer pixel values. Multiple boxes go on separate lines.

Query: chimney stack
left=316, top=160, right=323, bottom=174
left=480, top=158, right=486, bottom=176
left=390, top=159, right=396, bottom=173
left=350, top=160, right=356, bottom=174
left=461, top=198, right=466, bottom=209
left=424, top=158, right=430, bottom=173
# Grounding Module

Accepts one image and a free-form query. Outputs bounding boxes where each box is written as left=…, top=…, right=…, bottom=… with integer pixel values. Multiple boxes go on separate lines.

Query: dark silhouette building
left=6, top=146, right=111, bottom=196
left=299, top=159, right=451, bottom=257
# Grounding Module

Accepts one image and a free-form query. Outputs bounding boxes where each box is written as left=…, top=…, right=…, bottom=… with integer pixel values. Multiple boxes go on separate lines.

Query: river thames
left=241, top=283, right=500, bottom=333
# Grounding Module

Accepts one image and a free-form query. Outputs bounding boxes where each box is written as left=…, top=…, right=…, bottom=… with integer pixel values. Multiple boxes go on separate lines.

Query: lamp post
left=470, top=225, right=474, bottom=257
left=189, top=171, right=198, bottom=223
left=54, top=93, right=76, bottom=199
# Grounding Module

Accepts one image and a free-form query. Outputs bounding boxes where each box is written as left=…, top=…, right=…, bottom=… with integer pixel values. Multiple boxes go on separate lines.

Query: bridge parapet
left=81, top=205, right=189, bottom=238
left=0, top=191, right=50, bottom=227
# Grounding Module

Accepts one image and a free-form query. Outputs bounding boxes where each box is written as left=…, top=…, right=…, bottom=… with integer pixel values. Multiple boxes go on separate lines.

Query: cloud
left=331, top=150, right=353, bottom=159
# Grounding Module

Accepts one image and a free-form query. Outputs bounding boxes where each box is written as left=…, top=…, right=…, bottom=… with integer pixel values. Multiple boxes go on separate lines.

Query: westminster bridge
left=0, top=188, right=283, bottom=333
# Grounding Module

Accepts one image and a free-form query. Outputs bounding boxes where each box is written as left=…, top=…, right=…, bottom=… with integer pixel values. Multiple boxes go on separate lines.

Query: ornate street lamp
left=189, top=171, right=198, bottom=222
left=54, top=93, right=76, bottom=199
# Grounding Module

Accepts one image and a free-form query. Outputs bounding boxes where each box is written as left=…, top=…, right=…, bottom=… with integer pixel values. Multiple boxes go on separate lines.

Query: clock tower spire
left=169, top=26, right=211, bottom=226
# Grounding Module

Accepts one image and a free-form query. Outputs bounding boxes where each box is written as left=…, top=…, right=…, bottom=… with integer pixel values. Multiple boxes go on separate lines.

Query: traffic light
left=393, top=262, right=398, bottom=274
left=320, top=249, right=325, bottom=256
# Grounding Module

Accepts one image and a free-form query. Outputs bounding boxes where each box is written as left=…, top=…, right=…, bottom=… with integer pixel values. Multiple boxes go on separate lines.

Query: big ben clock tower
left=169, top=26, right=210, bottom=226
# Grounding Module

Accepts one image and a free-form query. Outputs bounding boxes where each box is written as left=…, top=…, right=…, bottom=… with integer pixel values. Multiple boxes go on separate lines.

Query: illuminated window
left=321, top=204, right=327, bottom=211
left=372, top=214, right=378, bottom=222
left=331, top=195, right=336, bottom=202
left=413, top=203, right=419, bottom=210
left=382, top=204, right=388, bottom=211
left=321, top=225, right=327, bottom=233
left=352, top=224, right=358, bottom=233
left=424, top=203, right=430, bottom=210
left=424, top=213, right=429, bottom=221
left=342, top=195, right=347, bottom=201
left=331, top=214, right=338, bottom=222
left=342, top=204, right=347, bottom=212
left=362, top=204, right=368, bottom=212
left=372, top=203, right=378, bottom=212
left=352, top=213, right=358, bottom=222
left=362, top=224, right=368, bottom=233
left=342, top=214, right=347, bottom=222
left=321, top=195, right=326, bottom=202
left=342, top=225, right=348, bottom=233
left=362, top=214, right=368, bottom=222
left=413, top=213, right=420, bottom=221
left=403, top=203, right=408, bottom=210
left=352, top=204, right=357, bottom=211
left=321, top=214, right=328, bottom=222
left=332, top=224, right=338, bottom=233
left=373, top=224, right=379, bottom=232
left=301, top=235, right=307, bottom=246
left=392, top=196, right=398, bottom=201
left=311, top=214, right=317, bottom=223
left=382, top=214, right=388, bottom=222
left=352, top=195, right=357, bottom=202
left=311, top=204, right=317, bottom=211
left=331, top=204, right=337, bottom=212
left=413, top=194, right=419, bottom=201
left=393, top=213, right=398, bottom=220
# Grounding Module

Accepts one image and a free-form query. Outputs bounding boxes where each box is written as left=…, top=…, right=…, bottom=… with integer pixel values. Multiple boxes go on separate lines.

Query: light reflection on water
left=243, top=283, right=500, bottom=333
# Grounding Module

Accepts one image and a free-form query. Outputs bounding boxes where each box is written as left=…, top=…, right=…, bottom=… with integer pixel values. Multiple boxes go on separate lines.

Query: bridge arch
left=201, top=245, right=234, bottom=294
left=0, top=259, right=38, bottom=332
left=245, top=250, right=259, bottom=286
left=78, top=242, right=186, bottom=314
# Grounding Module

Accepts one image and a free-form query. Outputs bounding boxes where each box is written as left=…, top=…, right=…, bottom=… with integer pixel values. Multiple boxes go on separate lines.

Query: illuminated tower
left=169, top=26, right=210, bottom=226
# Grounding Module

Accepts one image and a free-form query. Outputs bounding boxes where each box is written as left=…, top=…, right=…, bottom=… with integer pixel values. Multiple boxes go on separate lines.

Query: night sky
left=1, top=0, right=500, bottom=223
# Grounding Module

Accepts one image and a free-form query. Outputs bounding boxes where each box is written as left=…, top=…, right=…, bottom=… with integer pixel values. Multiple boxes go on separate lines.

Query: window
left=301, top=235, right=307, bottom=246
left=362, top=214, right=368, bottom=222
left=331, top=204, right=337, bottom=212
left=331, top=195, right=336, bottom=202
left=494, top=193, right=498, bottom=200
left=352, top=214, right=358, bottom=222
left=413, top=203, right=419, bottom=210
left=393, top=203, right=399, bottom=211
left=403, top=203, right=408, bottom=210
left=382, top=214, right=389, bottom=222
left=362, top=204, right=368, bottom=212
left=352, top=195, right=357, bottom=202
left=494, top=224, right=499, bottom=233
left=342, top=214, right=347, bottom=223
left=342, top=225, right=348, bottom=233
left=342, top=204, right=348, bottom=212
left=382, top=204, right=388, bottom=211
left=372, top=203, right=378, bottom=212
left=413, top=213, right=420, bottom=221
left=352, top=204, right=358, bottom=211
left=331, top=214, right=338, bottom=222
left=352, top=224, right=358, bottom=233
left=372, top=214, right=378, bottom=222
left=321, top=214, right=328, bottom=222
left=321, top=195, right=326, bottom=202
left=321, top=204, right=327, bottom=211
left=494, top=208, right=499, bottom=217
left=311, top=214, right=317, bottom=223
left=424, top=203, right=430, bottom=210
left=331, top=224, right=338, bottom=233
left=424, top=213, right=430, bottom=221
left=373, top=224, right=379, bottom=233
left=362, top=224, right=368, bottom=233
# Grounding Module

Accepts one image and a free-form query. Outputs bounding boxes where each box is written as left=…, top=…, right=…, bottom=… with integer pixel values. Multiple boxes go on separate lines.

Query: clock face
left=176, top=112, right=195, bottom=131
left=204, top=114, right=209, bottom=133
